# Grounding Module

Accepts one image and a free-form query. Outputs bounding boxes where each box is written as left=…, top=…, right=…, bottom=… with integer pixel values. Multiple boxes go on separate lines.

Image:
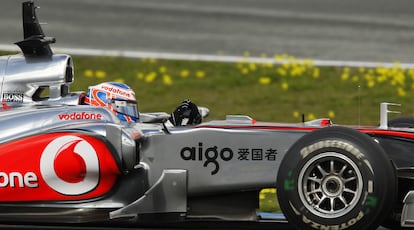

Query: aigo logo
left=40, top=135, right=100, bottom=195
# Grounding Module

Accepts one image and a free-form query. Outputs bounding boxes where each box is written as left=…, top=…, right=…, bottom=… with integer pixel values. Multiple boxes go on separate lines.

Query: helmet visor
left=111, top=99, right=139, bottom=121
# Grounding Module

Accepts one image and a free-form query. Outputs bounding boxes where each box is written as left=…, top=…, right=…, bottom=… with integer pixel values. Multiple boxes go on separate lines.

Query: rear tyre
left=276, top=127, right=396, bottom=230
left=388, top=116, right=414, bottom=128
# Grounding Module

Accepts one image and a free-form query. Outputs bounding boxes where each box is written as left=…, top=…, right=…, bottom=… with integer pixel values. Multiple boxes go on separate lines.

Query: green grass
left=69, top=55, right=414, bottom=126
left=259, top=188, right=280, bottom=213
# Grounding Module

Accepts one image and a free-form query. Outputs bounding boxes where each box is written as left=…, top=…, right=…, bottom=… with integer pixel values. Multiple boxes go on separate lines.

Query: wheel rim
left=298, top=152, right=363, bottom=218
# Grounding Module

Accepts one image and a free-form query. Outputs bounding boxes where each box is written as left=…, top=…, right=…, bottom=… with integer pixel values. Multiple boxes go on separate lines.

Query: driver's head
left=84, top=82, right=139, bottom=122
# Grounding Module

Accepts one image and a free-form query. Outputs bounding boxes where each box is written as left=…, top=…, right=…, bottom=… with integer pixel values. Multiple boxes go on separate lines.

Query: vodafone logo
left=58, top=112, right=103, bottom=120
left=100, top=85, right=132, bottom=98
left=40, top=135, right=100, bottom=195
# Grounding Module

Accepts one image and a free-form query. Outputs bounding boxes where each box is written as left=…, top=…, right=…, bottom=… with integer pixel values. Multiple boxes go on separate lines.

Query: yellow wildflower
left=392, top=72, right=406, bottom=86
left=376, top=67, right=388, bottom=76
left=259, top=193, right=265, bottom=200
left=180, top=70, right=190, bottom=78
left=163, top=75, right=173, bottom=85
left=341, top=72, right=349, bottom=81
left=145, top=72, right=157, bottom=83
left=274, top=54, right=282, bottom=61
left=393, top=61, right=401, bottom=70
left=274, top=53, right=289, bottom=61
left=307, top=113, right=316, bottom=121
left=95, top=70, right=106, bottom=79
left=377, top=75, right=387, bottom=83
left=398, top=87, right=406, bottom=97
left=343, top=67, right=350, bottom=73
left=328, top=110, right=335, bottom=118
left=262, top=62, right=273, bottom=68
left=241, top=68, right=249, bottom=75
left=159, top=66, right=167, bottom=73
left=282, top=62, right=290, bottom=69
left=196, top=71, right=206, bottom=79
left=290, top=66, right=304, bottom=77
left=259, top=77, right=271, bottom=85
left=281, top=82, right=289, bottom=90
left=84, top=70, right=94, bottom=78
left=249, top=63, right=257, bottom=71
left=312, top=68, right=320, bottom=79
left=367, top=80, right=375, bottom=88
left=303, top=59, right=314, bottom=67
left=409, top=69, right=414, bottom=80
left=277, top=67, right=287, bottom=76
left=136, top=72, right=144, bottom=80
left=352, top=76, right=359, bottom=82
left=114, top=78, right=125, bottom=83
left=261, top=188, right=271, bottom=193
left=293, top=111, right=300, bottom=118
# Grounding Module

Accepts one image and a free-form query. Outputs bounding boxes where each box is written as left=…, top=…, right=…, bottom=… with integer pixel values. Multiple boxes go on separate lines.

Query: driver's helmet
left=84, top=82, right=139, bottom=122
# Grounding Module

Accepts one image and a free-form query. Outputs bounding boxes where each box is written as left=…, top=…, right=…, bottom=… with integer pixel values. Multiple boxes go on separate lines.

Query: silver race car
left=1, top=2, right=414, bottom=229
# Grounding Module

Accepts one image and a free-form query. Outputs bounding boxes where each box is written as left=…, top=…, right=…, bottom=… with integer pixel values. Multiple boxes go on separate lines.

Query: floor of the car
left=257, top=212, right=286, bottom=222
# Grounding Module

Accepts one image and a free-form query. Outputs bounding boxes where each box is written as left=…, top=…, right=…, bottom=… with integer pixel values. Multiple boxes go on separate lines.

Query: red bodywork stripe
left=359, top=129, right=414, bottom=139
left=197, top=125, right=318, bottom=132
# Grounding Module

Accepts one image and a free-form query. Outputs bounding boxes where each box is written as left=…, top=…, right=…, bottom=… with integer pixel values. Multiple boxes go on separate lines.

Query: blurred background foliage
left=72, top=54, right=414, bottom=126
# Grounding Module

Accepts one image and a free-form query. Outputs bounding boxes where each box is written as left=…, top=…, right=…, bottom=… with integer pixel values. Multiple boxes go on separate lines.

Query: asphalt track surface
left=1, top=0, right=414, bottom=63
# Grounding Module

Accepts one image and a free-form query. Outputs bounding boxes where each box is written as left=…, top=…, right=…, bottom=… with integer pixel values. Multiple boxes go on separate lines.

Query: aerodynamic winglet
left=14, top=1, right=56, bottom=57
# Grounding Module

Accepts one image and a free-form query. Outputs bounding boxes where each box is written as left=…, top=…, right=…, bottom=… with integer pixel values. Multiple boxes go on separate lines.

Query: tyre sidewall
left=277, top=127, right=395, bottom=230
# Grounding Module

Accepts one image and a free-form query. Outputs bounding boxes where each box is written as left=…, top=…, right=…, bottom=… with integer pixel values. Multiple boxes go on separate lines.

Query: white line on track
left=1, top=44, right=414, bottom=69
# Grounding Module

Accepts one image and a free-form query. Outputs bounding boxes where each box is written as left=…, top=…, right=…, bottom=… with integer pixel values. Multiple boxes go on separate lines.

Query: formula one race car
left=1, top=2, right=414, bottom=230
